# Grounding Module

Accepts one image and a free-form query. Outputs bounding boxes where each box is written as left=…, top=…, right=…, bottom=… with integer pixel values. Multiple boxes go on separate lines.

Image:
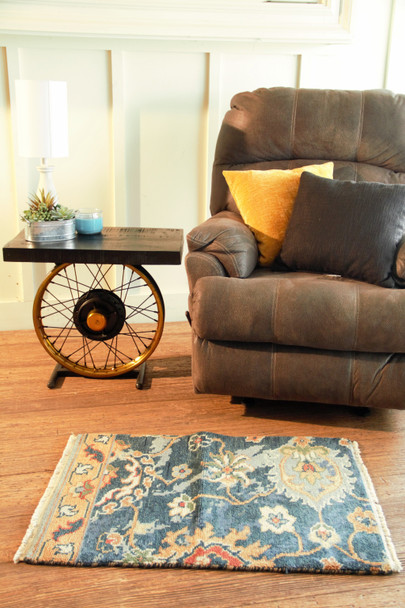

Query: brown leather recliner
left=185, top=87, right=405, bottom=409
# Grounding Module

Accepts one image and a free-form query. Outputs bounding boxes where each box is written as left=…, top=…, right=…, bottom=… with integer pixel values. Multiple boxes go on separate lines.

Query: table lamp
left=15, top=80, right=68, bottom=204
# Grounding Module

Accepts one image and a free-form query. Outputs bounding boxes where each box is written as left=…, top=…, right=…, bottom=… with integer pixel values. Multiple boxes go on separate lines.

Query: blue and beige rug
left=14, top=433, right=401, bottom=574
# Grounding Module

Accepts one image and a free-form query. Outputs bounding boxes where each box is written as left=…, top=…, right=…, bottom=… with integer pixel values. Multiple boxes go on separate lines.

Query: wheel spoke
left=125, top=294, right=159, bottom=323
left=124, top=321, right=154, bottom=352
left=85, top=263, right=114, bottom=291
left=114, top=272, right=143, bottom=294
left=62, top=264, right=81, bottom=305
left=104, top=335, right=128, bottom=368
left=63, top=334, right=103, bottom=365
left=78, top=336, right=98, bottom=368
left=40, top=291, right=77, bottom=323
left=45, top=322, right=76, bottom=351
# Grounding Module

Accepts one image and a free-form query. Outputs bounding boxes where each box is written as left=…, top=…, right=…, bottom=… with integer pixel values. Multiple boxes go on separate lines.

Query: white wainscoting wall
left=0, top=0, right=404, bottom=330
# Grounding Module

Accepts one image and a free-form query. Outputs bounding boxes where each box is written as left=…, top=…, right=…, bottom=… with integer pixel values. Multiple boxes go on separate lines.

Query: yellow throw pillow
left=223, top=162, right=334, bottom=266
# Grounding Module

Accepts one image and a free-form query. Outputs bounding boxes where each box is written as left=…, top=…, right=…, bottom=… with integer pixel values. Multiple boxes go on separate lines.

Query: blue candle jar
left=75, top=208, right=103, bottom=235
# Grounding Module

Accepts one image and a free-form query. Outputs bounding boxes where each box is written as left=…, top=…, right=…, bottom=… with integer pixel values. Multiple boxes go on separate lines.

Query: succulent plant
left=50, top=205, right=76, bottom=221
left=21, top=189, right=75, bottom=223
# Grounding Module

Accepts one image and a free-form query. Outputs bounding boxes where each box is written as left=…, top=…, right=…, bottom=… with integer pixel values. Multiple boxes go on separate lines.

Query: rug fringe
left=14, top=434, right=82, bottom=564
left=351, top=440, right=402, bottom=573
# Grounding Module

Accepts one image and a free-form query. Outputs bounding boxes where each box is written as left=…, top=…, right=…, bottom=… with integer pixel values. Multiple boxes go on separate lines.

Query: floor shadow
left=141, top=355, right=192, bottom=389
left=238, top=396, right=398, bottom=432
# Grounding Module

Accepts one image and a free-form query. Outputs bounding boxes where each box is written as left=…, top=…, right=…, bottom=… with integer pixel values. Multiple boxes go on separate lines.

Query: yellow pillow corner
left=223, top=162, right=334, bottom=266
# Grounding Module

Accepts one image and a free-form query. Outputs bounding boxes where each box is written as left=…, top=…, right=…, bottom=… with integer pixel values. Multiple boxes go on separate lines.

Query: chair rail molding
left=0, top=0, right=352, bottom=43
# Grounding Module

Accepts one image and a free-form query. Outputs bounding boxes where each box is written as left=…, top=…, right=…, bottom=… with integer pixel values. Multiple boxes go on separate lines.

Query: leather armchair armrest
left=185, top=251, right=227, bottom=293
left=186, top=211, right=258, bottom=279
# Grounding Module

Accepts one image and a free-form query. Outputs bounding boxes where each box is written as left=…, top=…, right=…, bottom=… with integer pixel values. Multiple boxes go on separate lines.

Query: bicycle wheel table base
left=33, top=262, right=165, bottom=382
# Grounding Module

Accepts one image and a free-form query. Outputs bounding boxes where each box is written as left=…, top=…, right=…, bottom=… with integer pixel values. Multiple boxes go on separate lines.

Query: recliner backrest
left=211, top=87, right=405, bottom=216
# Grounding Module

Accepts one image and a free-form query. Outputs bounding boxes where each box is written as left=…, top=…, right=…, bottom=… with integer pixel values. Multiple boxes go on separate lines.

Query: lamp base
left=36, top=159, right=58, bottom=203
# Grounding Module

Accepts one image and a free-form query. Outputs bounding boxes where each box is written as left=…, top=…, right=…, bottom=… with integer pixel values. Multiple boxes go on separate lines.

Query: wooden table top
left=3, top=226, right=184, bottom=266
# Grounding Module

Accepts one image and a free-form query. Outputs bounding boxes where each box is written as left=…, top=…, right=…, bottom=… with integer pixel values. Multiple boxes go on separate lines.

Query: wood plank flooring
left=0, top=322, right=404, bottom=607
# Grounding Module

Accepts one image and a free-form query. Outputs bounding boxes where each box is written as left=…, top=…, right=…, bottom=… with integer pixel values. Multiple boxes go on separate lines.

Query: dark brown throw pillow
left=279, top=172, right=405, bottom=287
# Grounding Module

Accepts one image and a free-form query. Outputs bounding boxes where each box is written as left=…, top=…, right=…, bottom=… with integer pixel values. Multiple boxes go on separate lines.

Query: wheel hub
left=86, top=310, right=108, bottom=332
left=73, top=289, right=126, bottom=341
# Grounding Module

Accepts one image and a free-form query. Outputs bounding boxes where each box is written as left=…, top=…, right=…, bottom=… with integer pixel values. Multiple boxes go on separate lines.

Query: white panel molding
left=4, top=45, right=43, bottom=306
left=206, top=52, right=223, bottom=221
left=109, top=49, right=128, bottom=226
left=0, top=0, right=352, bottom=43
left=385, top=0, right=405, bottom=93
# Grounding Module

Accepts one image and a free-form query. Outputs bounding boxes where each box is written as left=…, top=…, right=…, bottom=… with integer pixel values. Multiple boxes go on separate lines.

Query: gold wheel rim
left=33, top=263, right=165, bottom=378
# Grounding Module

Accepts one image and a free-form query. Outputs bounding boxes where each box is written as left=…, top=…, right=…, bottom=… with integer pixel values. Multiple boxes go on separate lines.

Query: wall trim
left=0, top=0, right=352, bottom=44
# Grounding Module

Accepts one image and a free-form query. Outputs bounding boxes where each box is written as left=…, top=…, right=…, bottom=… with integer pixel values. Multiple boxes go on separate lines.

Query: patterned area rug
left=14, top=433, right=401, bottom=574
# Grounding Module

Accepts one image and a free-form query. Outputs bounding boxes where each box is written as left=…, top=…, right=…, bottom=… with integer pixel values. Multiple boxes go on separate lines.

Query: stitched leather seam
left=289, top=89, right=299, bottom=159
left=270, top=279, right=281, bottom=399
left=353, top=283, right=360, bottom=351
left=196, top=251, right=225, bottom=274
left=188, top=232, right=246, bottom=277
left=271, top=278, right=281, bottom=342
left=207, top=238, right=240, bottom=276
left=270, top=343, right=276, bottom=400
left=187, top=233, right=216, bottom=250
left=188, top=252, right=226, bottom=287
left=348, top=352, right=355, bottom=406
left=347, top=284, right=360, bottom=406
left=355, top=91, right=365, bottom=163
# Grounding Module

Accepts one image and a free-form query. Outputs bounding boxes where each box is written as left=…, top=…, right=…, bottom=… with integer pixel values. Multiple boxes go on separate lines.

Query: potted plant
left=21, top=189, right=76, bottom=242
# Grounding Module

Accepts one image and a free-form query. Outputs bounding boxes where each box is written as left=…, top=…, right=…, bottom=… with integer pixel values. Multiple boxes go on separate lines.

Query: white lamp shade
left=15, top=80, right=69, bottom=159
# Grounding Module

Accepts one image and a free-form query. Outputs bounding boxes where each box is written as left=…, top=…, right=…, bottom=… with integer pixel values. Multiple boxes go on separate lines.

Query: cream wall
left=0, top=0, right=404, bottom=331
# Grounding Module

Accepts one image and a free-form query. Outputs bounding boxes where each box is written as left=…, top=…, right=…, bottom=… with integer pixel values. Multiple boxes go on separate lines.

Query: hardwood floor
left=0, top=322, right=404, bottom=607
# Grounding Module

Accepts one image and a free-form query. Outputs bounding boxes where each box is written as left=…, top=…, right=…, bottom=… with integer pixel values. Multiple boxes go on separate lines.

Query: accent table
left=3, top=227, right=183, bottom=389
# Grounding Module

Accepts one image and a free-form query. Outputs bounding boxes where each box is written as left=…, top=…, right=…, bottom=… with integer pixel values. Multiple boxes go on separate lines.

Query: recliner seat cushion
left=191, top=271, right=405, bottom=353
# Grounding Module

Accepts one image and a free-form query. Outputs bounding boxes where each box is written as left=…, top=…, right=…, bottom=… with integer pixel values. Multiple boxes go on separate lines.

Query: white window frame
left=0, top=0, right=352, bottom=43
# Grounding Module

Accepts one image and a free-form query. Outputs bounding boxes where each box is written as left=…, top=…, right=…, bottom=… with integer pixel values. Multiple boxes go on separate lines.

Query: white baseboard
left=1, top=300, right=35, bottom=331
left=160, top=291, right=189, bottom=324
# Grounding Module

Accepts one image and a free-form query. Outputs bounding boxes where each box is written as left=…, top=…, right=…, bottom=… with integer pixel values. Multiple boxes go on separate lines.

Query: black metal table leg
left=47, top=362, right=147, bottom=390
left=135, top=362, right=146, bottom=389
left=47, top=363, right=73, bottom=388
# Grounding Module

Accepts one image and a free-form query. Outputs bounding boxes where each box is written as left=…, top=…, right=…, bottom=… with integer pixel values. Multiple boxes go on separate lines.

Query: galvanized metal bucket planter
left=24, top=219, right=76, bottom=242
